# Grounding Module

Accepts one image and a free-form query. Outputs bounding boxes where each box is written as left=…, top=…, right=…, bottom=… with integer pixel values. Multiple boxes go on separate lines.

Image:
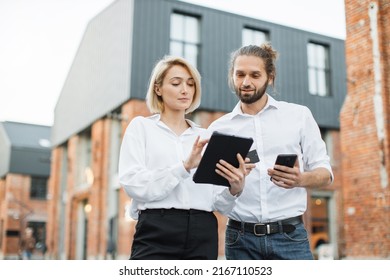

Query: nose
left=181, top=83, right=188, bottom=94
left=242, top=75, right=251, bottom=86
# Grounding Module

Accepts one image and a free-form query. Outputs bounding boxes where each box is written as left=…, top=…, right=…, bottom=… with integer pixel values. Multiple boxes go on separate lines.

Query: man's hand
left=267, top=159, right=301, bottom=189
left=268, top=160, right=332, bottom=189
left=216, top=153, right=255, bottom=196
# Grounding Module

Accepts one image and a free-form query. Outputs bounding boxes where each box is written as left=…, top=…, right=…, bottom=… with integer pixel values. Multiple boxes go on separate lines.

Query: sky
left=0, top=0, right=346, bottom=127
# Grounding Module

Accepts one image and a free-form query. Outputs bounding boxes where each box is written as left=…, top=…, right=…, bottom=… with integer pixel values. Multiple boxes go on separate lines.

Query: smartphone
left=274, top=154, right=297, bottom=168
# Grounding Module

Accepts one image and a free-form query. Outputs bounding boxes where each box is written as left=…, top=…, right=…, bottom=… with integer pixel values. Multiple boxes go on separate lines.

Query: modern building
left=47, top=0, right=345, bottom=259
left=0, top=121, right=51, bottom=259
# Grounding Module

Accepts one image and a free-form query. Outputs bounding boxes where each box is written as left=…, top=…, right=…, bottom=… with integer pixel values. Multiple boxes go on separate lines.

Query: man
left=20, top=227, right=36, bottom=260
left=208, top=44, right=333, bottom=260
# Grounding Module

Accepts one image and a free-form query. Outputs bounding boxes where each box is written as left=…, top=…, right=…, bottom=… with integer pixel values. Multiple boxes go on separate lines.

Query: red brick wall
left=87, top=119, right=110, bottom=259
left=65, top=135, right=77, bottom=259
left=46, top=148, right=62, bottom=259
left=0, top=174, right=48, bottom=259
left=340, top=0, right=390, bottom=258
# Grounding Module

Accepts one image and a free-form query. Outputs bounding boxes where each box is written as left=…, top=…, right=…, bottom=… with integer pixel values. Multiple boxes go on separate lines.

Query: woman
left=119, top=56, right=252, bottom=260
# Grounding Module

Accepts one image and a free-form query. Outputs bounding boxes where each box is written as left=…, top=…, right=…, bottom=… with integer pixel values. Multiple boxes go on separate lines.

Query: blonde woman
left=119, top=56, right=252, bottom=260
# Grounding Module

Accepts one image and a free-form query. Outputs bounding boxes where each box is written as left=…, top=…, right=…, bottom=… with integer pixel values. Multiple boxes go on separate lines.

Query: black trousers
left=130, top=208, right=218, bottom=260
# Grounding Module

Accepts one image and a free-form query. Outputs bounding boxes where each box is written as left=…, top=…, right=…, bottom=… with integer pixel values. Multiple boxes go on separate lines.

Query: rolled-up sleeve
left=301, top=107, right=334, bottom=182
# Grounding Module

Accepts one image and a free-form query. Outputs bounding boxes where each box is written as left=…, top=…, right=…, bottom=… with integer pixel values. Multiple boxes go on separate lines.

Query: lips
left=240, top=89, right=254, bottom=94
left=240, top=86, right=255, bottom=90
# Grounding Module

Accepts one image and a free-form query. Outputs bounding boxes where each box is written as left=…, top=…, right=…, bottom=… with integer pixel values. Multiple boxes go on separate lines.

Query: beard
left=235, top=80, right=268, bottom=104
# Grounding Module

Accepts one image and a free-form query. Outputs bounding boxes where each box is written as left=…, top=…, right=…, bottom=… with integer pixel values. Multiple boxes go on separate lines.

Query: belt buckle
left=254, top=223, right=271, bottom=236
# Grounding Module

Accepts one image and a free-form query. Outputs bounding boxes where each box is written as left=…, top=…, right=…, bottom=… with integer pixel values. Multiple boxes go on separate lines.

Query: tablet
left=193, top=131, right=253, bottom=187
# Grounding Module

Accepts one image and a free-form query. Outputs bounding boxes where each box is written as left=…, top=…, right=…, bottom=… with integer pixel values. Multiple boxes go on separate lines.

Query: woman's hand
left=183, top=136, right=209, bottom=172
left=216, top=153, right=256, bottom=196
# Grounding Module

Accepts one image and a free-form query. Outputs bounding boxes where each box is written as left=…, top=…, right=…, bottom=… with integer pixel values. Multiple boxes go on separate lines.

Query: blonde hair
left=146, top=56, right=201, bottom=114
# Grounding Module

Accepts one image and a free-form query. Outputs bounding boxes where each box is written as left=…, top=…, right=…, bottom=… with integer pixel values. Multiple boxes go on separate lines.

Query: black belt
left=228, top=216, right=302, bottom=236
left=139, top=208, right=209, bottom=215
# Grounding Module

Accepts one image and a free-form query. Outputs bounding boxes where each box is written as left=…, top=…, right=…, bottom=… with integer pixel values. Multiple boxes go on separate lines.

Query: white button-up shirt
left=119, top=114, right=236, bottom=220
left=208, top=94, right=333, bottom=223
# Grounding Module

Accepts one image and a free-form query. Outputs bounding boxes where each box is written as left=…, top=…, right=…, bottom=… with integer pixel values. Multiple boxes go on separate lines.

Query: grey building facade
left=0, top=122, right=51, bottom=178
left=52, top=0, right=346, bottom=146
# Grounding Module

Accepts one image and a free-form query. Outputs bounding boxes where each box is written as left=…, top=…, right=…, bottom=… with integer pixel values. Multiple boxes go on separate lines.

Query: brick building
left=0, top=121, right=51, bottom=259
left=47, top=0, right=345, bottom=259
left=340, top=0, right=390, bottom=258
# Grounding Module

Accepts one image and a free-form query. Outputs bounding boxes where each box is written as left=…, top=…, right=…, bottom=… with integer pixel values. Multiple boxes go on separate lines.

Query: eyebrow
left=235, top=70, right=262, bottom=75
left=169, top=77, right=194, bottom=81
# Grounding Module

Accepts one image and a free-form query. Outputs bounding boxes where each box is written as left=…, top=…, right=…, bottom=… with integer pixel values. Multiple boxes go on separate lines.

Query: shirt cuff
left=221, top=188, right=238, bottom=201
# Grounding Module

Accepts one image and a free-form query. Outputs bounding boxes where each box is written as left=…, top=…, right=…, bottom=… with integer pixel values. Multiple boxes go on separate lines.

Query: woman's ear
left=155, top=85, right=161, bottom=96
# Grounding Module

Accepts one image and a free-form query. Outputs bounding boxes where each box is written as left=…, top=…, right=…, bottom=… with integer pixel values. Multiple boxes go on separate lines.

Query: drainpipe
left=369, top=2, right=388, bottom=189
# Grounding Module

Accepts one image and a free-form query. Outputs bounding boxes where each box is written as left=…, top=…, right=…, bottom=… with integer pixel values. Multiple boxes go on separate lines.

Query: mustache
left=240, top=85, right=255, bottom=90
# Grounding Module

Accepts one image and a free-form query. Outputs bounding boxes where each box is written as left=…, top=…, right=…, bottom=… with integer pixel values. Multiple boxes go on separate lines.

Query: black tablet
left=193, top=131, right=253, bottom=187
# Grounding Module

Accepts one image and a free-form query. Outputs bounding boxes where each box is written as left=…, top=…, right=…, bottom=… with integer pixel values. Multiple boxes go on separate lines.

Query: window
left=307, top=42, right=330, bottom=96
left=76, top=130, right=92, bottom=188
left=27, top=221, right=46, bottom=250
left=310, top=196, right=330, bottom=249
left=30, top=176, right=48, bottom=199
left=170, top=13, right=200, bottom=67
left=242, top=27, right=269, bottom=46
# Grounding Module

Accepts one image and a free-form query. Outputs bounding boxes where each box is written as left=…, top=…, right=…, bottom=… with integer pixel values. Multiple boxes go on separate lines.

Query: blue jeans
left=225, top=222, right=313, bottom=260
left=22, top=250, right=32, bottom=260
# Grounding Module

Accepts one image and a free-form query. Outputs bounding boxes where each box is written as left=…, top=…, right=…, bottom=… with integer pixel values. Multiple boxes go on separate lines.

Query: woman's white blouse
left=118, top=114, right=236, bottom=219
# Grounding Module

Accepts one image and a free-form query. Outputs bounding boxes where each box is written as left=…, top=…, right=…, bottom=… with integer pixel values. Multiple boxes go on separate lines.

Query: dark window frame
left=307, top=41, right=331, bottom=97
left=170, top=11, right=201, bottom=69
left=242, top=26, right=270, bottom=46
left=30, top=176, right=48, bottom=200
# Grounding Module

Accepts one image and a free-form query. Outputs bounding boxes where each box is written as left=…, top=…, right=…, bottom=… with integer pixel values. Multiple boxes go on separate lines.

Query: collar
left=148, top=114, right=200, bottom=129
left=229, top=94, right=279, bottom=120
